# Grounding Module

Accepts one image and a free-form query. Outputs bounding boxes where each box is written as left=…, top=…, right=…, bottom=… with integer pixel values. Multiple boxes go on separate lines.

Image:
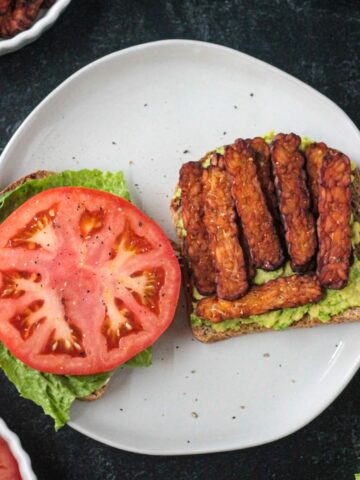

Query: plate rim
left=1, top=39, right=359, bottom=166
left=1, top=39, right=360, bottom=455
left=69, top=346, right=360, bottom=456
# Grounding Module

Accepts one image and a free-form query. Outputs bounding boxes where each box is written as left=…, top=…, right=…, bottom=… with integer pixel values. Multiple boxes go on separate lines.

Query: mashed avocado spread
left=176, top=133, right=360, bottom=332
left=191, top=242, right=360, bottom=332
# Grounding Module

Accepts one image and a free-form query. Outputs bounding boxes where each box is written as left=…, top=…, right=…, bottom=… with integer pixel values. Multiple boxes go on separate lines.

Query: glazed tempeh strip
left=0, top=0, right=11, bottom=16
left=271, top=133, right=317, bottom=271
left=246, top=137, right=279, bottom=219
left=304, top=142, right=328, bottom=214
left=202, top=165, right=248, bottom=300
left=179, top=162, right=216, bottom=295
left=196, top=273, right=323, bottom=322
left=225, top=142, right=283, bottom=270
left=317, top=151, right=352, bottom=289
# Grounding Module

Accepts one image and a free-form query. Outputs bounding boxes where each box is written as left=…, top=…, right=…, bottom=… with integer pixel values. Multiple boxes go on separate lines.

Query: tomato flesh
left=0, top=438, right=22, bottom=480
left=0, top=187, right=181, bottom=375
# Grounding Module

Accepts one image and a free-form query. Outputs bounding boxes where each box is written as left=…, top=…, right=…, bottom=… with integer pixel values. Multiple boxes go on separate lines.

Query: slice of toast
left=170, top=167, right=360, bottom=344
left=0, top=170, right=108, bottom=400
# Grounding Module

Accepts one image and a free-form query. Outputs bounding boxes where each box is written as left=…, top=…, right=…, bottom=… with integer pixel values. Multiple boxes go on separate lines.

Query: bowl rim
left=0, top=418, right=37, bottom=479
left=0, top=0, right=72, bottom=54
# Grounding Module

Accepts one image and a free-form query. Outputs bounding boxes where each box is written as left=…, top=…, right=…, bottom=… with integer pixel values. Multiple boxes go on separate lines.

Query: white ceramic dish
left=0, top=40, right=359, bottom=455
left=0, top=0, right=71, bottom=56
left=0, top=418, right=36, bottom=479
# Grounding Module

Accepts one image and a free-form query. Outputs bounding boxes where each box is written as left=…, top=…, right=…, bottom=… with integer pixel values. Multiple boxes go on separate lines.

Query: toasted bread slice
left=170, top=167, right=360, bottom=344
left=0, top=170, right=108, bottom=399
left=0, top=170, right=55, bottom=194
left=81, top=383, right=109, bottom=402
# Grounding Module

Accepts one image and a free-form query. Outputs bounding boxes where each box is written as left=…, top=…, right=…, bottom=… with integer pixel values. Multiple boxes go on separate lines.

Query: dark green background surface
left=0, top=1, right=359, bottom=479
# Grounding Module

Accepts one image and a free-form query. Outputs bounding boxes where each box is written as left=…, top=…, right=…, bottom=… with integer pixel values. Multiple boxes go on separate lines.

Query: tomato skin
left=0, top=187, right=181, bottom=375
left=0, top=438, right=22, bottom=480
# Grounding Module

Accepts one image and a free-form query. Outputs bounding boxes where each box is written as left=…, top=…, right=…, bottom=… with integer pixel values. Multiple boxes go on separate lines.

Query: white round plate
left=0, top=0, right=71, bottom=56
left=1, top=40, right=359, bottom=455
left=0, top=418, right=36, bottom=479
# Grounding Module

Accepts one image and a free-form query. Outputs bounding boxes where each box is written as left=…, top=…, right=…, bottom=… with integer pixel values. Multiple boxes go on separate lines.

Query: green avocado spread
left=178, top=134, right=360, bottom=333
left=191, top=243, right=360, bottom=332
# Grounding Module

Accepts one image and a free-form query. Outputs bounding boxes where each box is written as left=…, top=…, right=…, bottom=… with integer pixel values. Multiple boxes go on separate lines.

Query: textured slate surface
left=0, top=1, right=359, bottom=479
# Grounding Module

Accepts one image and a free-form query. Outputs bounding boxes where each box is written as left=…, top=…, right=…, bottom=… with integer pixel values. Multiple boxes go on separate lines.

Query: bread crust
left=0, top=170, right=54, bottom=194
left=191, top=307, right=360, bottom=343
left=82, top=383, right=109, bottom=401
left=171, top=159, right=360, bottom=344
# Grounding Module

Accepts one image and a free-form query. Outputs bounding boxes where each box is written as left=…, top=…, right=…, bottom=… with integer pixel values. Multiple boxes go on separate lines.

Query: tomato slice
left=0, top=438, right=22, bottom=480
left=0, top=187, right=181, bottom=375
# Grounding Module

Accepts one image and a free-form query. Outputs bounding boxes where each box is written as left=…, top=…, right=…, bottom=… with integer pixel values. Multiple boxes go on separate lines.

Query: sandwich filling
left=174, top=133, right=360, bottom=333
left=0, top=170, right=152, bottom=429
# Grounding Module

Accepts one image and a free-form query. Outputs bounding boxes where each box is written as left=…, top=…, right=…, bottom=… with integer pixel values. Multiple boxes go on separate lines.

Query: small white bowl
left=0, top=418, right=37, bottom=479
left=0, top=0, right=72, bottom=56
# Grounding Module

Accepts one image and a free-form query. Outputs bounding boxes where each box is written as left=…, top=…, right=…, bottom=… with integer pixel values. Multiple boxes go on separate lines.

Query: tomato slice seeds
left=0, top=187, right=181, bottom=375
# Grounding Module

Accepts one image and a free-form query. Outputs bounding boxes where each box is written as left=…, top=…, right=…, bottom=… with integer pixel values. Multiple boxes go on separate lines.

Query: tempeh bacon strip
left=304, top=142, right=328, bottom=214
left=202, top=165, right=248, bottom=300
left=196, top=273, right=323, bottom=323
left=317, top=150, right=352, bottom=289
left=179, top=162, right=216, bottom=295
left=246, top=137, right=279, bottom=219
left=0, top=0, right=44, bottom=38
left=271, top=133, right=317, bottom=271
left=224, top=142, right=283, bottom=270
left=0, top=0, right=12, bottom=16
